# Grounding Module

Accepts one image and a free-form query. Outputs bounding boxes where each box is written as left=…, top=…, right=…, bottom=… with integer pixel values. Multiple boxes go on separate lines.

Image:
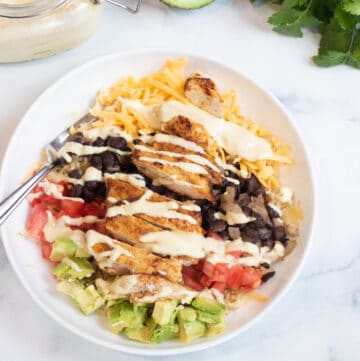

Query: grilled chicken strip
left=86, top=230, right=182, bottom=283
left=184, top=74, right=224, bottom=117
left=162, top=115, right=219, bottom=160
left=96, top=274, right=198, bottom=304
left=132, top=133, right=222, bottom=202
left=105, top=178, right=203, bottom=245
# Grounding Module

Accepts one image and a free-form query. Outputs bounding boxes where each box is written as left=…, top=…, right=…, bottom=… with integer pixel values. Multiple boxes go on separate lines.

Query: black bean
left=93, top=137, right=106, bottom=147
left=121, top=161, right=138, bottom=173
left=241, top=225, right=259, bottom=241
left=238, top=193, right=251, bottom=208
left=90, top=155, right=103, bottom=170
left=84, top=180, right=99, bottom=192
left=273, top=226, right=286, bottom=241
left=228, top=226, right=241, bottom=240
left=262, top=239, right=274, bottom=248
left=261, top=271, right=275, bottom=282
left=97, top=182, right=106, bottom=198
left=83, top=187, right=96, bottom=202
left=70, top=132, right=85, bottom=144
left=67, top=184, right=83, bottom=198
left=107, top=136, right=127, bottom=150
left=254, top=215, right=267, bottom=228
left=246, top=175, right=262, bottom=196
left=68, top=169, right=81, bottom=179
left=208, top=219, right=227, bottom=233
left=258, top=227, right=272, bottom=241
left=260, top=262, right=270, bottom=269
left=218, top=229, right=229, bottom=240
left=267, top=205, right=280, bottom=219
left=101, top=151, right=118, bottom=170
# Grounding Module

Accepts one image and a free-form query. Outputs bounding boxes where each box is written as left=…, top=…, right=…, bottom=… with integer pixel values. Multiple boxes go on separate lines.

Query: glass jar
left=0, top=0, right=103, bottom=63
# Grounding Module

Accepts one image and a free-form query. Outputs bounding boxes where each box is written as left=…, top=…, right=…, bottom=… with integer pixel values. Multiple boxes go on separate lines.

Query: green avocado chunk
left=152, top=300, right=178, bottom=325
left=192, top=296, right=225, bottom=314
left=196, top=309, right=224, bottom=324
left=107, top=301, right=148, bottom=334
left=56, top=280, right=105, bottom=315
left=50, top=237, right=89, bottom=262
left=206, top=318, right=226, bottom=337
left=149, top=323, right=179, bottom=343
left=160, top=0, right=213, bottom=10
left=124, top=318, right=157, bottom=343
left=52, top=257, right=94, bottom=280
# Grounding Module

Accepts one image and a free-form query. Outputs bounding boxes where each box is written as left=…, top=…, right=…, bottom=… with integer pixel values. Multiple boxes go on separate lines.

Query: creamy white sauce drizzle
left=278, top=187, right=293, bottom=204
left=106, top=190, right=197, bottom=224
left=58, top=142, right=131, bottom=163
left=29, top=179, right=84, bottom=203
left=225, top=177, right=240, bottom=185
left=86, top=230, right=133, bottom=271
left=105, top=173, right=146, bottom=188
left=140, top=231, right=223, bottom=258
left=160, top=101, right=273, bottom=161
left=180, top=204, right=201, bottom=212
left=139, top=156, right=208, bottom=175
left=135, top=144, right=218, bottom=172
left=82, top=125, right=132, bottom=142
left=62, top=257, right=82, bottom=272
left=96, top=275, right=198, bottom=304
left=83, top=167, right=102, bottom=182
left=153, top=133, right=206, bottom=154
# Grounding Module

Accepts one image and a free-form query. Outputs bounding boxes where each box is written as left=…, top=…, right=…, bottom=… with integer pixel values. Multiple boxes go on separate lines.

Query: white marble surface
left=0, top=1, right=359, bottom=360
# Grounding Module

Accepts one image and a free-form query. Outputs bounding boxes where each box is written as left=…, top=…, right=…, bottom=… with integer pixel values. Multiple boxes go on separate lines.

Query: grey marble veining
left=0, top=1, right=360, bottom=360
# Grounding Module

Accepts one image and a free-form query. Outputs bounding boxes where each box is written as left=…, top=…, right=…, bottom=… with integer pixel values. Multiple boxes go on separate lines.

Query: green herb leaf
left=313, top=50, right=347, bottom=66
left=342, top=0, right=360, bottom=16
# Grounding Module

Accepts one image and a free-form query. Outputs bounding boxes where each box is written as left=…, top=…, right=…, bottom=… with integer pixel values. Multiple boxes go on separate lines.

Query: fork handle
left=0, top=163, right=55, bottom=226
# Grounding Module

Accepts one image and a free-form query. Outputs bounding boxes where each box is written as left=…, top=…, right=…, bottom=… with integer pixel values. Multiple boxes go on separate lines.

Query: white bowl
left=0, top=50, right=315, bottom=355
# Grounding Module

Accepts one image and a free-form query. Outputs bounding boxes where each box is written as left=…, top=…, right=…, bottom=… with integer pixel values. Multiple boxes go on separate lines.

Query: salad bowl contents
left=24, top=58, right=303, bottom=345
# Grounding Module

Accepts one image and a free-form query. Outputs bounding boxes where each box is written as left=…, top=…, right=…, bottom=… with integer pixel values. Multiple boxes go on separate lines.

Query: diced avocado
left=56, top=280, right=105, bottom=315
left=149, top=323, right=179, bottom=343
left=206, top=318, right=226, bottom=337
left=160, top=0, right=213, bottom=10
left=124, top=318, right=157, bottom=343
left=50, top=238, right=89, bottom=262
left=196, top=309, right=224, bottom=324
left=178, top=306, right=197, bottom=322
left=152, top=300, right=178, bottom=325
left=192, top=296, right=225, bottom=314
left=107, top=301, right=148, bottom=334
left=178, top=318, right=206, bottom=343
left=52, top=257, right=94, bottom=280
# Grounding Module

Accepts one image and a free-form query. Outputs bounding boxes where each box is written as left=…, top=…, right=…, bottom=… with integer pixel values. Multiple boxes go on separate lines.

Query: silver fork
left=0, top=113, right=97, bottom=226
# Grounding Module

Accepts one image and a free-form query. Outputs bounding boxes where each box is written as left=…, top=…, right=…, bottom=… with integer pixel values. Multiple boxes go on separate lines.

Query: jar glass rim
left=0, top=0, right=69, bottom=18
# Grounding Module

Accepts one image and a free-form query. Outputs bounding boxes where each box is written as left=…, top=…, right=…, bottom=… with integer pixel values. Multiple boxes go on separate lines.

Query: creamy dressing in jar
left=0, top=0, right=102, bottom=63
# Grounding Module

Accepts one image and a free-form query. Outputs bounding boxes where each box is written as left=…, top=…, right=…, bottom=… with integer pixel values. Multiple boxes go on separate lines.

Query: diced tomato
left=206, top=231, right=223, bottom=241
left=227, top=250, right=242, bottom=258
left=95, top=220, right=108, bottom=235
left=195, top=258, right=205, bottom=271
left=41, top=240, right=52, bottom=260
left=54, top=210, right=68, bottom=219
left=81, top=202, right=105, bottom=218
left=60, top=199, right=84, bottom=217
left=212, top=281, right=226, bottom=293
left=199, top=274, right=213, bottom=288
left=241, top=267, right=262, bottom=289
left=38, top=193, right=60, bottom=208
left=227, top=264, right=244, bottom=290
left=212, top=263, right=229, bottom=283
left=182, top=266, right=204, bottom=291
left=27, top=203, right=48, bottom=240
left=202, top=261, right=215, bottom=277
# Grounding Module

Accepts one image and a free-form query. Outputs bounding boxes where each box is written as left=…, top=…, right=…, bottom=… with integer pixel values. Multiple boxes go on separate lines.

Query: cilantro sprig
left=253, top=0, right=360, bottom=69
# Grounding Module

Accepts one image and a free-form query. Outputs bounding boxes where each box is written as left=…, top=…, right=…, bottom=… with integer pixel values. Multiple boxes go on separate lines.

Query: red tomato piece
left=227, top=250, right=242, bottom=258
left=227, top=264, right=244, bottom=290
left=95, top=220, right=108, bottom=235
left=195, top=259, right=205, bottom=271
left=212, top=281, right=226, bottom=293
left=206, top=231, right=223, bottom=241
left=212, top=263, right=229, bottom=283
left=60, top=199, right=84, bottom=217
left=27, top=203, right=48, bottom=240
left=202, top=261, right=215, bottom=277
left=241, top=267, right=262, bottom=288
left=182, top=266, right=204, bottom=291
left=81, top=202, right=105, bottom=218
left=199, top=274, right=213, bottom=288
left=41, top=240, right=52, bottom=260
